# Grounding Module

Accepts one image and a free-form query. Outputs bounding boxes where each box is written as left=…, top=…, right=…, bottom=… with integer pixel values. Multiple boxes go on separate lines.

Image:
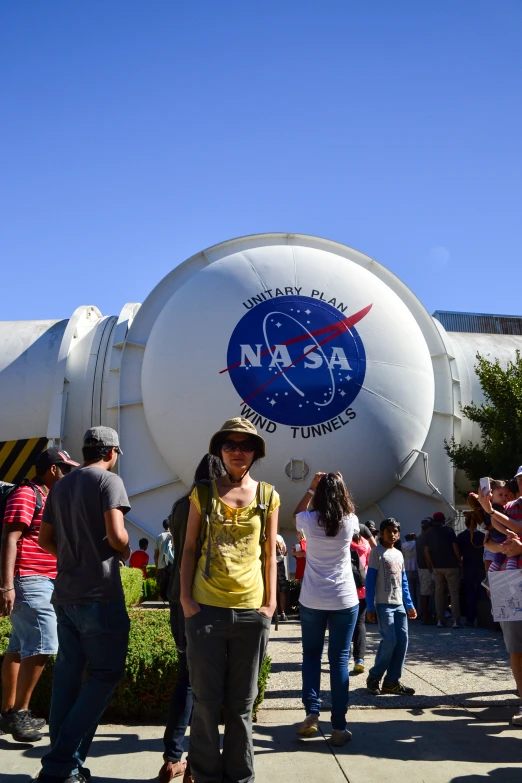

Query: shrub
left=143, top=577, right=159, bottom=600
left=0, top=611, right=270, bottom=721
left=145, top=564, right=157, bottom=578
left=120, top=566, right=144, bottom=607
left=254, top=653, right=271, bottom=720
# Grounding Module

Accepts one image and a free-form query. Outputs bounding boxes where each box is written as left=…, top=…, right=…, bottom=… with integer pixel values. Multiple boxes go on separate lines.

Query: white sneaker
left=512, top=707, right=522, bottom=726
left=437, top=621, right=444, bottom=628
left=452, top=620, right=461, bottom=629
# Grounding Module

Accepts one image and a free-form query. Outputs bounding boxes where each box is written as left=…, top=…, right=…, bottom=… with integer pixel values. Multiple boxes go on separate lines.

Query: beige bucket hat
left=209, top=417, right=266, bottom=458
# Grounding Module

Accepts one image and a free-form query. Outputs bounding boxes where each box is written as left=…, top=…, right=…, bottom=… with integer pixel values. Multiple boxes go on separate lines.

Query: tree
left=445, top=349, right=522, bottom=485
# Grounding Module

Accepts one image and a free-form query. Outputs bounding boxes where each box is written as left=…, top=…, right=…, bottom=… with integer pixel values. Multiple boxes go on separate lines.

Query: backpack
left=166, top=480, right=274, bottom=604
left=350, top=548, right=366, bottom=590
left=0, top=480, right=43, bottom=548
left=164, top=534, right=174, bottom=566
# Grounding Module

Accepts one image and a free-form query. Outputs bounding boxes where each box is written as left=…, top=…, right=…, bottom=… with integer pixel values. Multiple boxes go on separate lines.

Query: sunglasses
left=221, top=440, right=256, bottom=454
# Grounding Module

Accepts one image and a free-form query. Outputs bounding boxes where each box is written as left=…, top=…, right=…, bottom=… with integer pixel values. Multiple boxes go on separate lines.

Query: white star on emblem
left=346, top=374, right=352, bottom=381
left=305, top=309, right=311, bottom=315
left=276, top=322, right=282, bottom=328
left=269, top=399, right=276, bottom=406
left=339, top=389, right=346, bottom=397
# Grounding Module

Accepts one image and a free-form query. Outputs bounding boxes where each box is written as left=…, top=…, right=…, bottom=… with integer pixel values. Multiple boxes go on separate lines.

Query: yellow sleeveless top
left=190, top=481, right=280, bottom=609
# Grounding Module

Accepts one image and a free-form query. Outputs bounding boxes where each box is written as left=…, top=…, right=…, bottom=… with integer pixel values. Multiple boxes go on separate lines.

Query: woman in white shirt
left=293, top=471, right=359, bottom=747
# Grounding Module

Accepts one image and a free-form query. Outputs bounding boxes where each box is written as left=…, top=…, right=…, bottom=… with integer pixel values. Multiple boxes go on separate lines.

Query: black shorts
left=157, top=566, right=172, bottom=598
left=277, top=561, right=288, bottom=592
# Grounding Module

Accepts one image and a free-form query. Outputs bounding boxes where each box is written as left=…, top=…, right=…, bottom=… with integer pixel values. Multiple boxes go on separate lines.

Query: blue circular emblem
left=225, top=296, right=367, bottom=426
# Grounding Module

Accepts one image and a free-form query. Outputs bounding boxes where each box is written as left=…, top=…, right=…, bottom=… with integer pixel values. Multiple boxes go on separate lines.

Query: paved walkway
left=2, top=619, right=521, bottom=783
left=3, top=708, right=521, bottom=783
left=266, top=617, right=518, bottom=709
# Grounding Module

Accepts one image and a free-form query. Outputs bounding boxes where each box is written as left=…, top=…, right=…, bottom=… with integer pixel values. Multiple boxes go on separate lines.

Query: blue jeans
left=463, top=569, right=485, bottom=624
left=40, top=600, right=130, bottom=779
left=299, top=603, right=358, bottom=730
left=369, top=603, right=408, bottom=683
left=164, top=603, right=192, bottom=762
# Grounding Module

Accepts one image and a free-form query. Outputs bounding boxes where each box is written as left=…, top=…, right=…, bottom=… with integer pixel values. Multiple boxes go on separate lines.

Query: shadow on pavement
left=450, top=770, right=521, bottom=782
left=254, top=708, right=522, bottom=765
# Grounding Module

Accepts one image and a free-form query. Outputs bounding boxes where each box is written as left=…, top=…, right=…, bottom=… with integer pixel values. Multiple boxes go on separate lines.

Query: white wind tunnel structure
left=1, top=234, right=521, bottom=548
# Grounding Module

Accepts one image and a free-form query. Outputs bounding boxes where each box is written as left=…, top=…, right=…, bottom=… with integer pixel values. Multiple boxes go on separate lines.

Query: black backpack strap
left=20, top=481, right=43, bottom=533
left=196, top=480, right=214, bottom=580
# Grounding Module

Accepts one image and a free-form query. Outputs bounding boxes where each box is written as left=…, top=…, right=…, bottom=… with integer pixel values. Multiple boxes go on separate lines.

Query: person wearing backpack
left=350, top=530, right=370, bottom=674
left=0, top=448, right=79, bottom=743
left=180, top=418, right=279, bottom=783
left=293, top=472, right=359, bottom=747
left=158, top=453, right=225, bottom=783
left=155, top=520, right=174, bottom=601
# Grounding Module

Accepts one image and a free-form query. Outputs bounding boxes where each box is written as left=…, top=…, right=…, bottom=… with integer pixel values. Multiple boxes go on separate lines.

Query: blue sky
left=1, top=1, right=521, bottom=321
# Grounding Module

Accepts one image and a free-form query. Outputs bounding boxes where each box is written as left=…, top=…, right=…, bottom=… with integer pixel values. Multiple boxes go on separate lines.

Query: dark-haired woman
left=293, top=471, right=359, bottom=747
left=159, top=454, right=225, bottom=783
left=180, top=418, right=279, bottom=783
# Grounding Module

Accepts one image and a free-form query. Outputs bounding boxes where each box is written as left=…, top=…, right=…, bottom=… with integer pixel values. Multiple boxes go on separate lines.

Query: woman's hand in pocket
left=181, top=598, right=201, bottom=618
left=257, top=604, right=276, bottom=619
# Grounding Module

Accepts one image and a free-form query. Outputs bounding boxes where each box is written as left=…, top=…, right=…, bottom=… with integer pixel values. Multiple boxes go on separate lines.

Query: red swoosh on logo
left=219, top=303, right=372, bottom=405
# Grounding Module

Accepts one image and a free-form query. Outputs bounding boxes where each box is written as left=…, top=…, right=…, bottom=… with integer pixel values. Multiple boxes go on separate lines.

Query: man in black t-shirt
left=424, top=512, right=461, bottom=628
left=457, top=515, right=485, bottom=627
left=416, top=517, right=435, bottom=623
left=37, top=427, right=131, bottom=783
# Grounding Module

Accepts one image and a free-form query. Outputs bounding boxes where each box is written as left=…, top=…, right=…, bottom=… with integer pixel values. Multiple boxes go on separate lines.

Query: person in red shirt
left=0, top=447, right=79, bottom=743
left=350, top=529, right=371, bottom=674
left=129, top=538, right=150, bottom=578
left=292, top=530, right=307, bottom=581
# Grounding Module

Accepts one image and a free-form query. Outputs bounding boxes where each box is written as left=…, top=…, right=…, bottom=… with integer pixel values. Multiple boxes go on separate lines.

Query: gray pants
left=186, top=604, right=271, bottom=783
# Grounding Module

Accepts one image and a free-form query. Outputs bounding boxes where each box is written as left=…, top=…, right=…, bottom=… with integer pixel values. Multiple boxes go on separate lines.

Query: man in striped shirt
left=0, top=447, right=79, bottom=743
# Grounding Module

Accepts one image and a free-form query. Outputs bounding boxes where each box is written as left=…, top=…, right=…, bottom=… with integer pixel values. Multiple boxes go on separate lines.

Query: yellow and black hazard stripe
left=0, top=438, right=49, bottom=484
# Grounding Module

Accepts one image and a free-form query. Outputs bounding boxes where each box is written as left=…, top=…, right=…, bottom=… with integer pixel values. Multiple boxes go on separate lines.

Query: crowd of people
left=1, top=418, right=521, bottom=783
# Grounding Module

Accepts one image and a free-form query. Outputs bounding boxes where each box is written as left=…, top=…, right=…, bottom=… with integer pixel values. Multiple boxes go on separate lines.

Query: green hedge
left=143, top=577, right=160, bottom=600
left=120, top=566, right=144, bottom=607
left=0, top=610, right=270, bottom=721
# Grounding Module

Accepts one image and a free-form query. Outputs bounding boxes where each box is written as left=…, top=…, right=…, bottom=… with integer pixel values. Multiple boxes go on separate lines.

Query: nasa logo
left=222, top=295, right=371, bottom=427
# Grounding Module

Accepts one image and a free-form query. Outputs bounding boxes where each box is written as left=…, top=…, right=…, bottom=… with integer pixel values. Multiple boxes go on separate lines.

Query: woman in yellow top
left=180, top=418, right=279, bottom=783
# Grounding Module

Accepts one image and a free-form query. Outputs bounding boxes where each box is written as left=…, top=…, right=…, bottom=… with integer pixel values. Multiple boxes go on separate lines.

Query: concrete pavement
left=2, top=618, right=521, bottom=783
left=2, top=708, right=521, bottom=783
left=266, top=617, right=518, bottom=709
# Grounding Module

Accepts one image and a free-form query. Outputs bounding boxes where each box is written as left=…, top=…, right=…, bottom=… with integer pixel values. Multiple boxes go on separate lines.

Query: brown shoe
left=158, top=760, right=186, bottom=782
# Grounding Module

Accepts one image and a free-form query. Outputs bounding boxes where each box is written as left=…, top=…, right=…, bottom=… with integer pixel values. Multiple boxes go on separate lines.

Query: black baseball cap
left=35, top=448, right=79, bottom=474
